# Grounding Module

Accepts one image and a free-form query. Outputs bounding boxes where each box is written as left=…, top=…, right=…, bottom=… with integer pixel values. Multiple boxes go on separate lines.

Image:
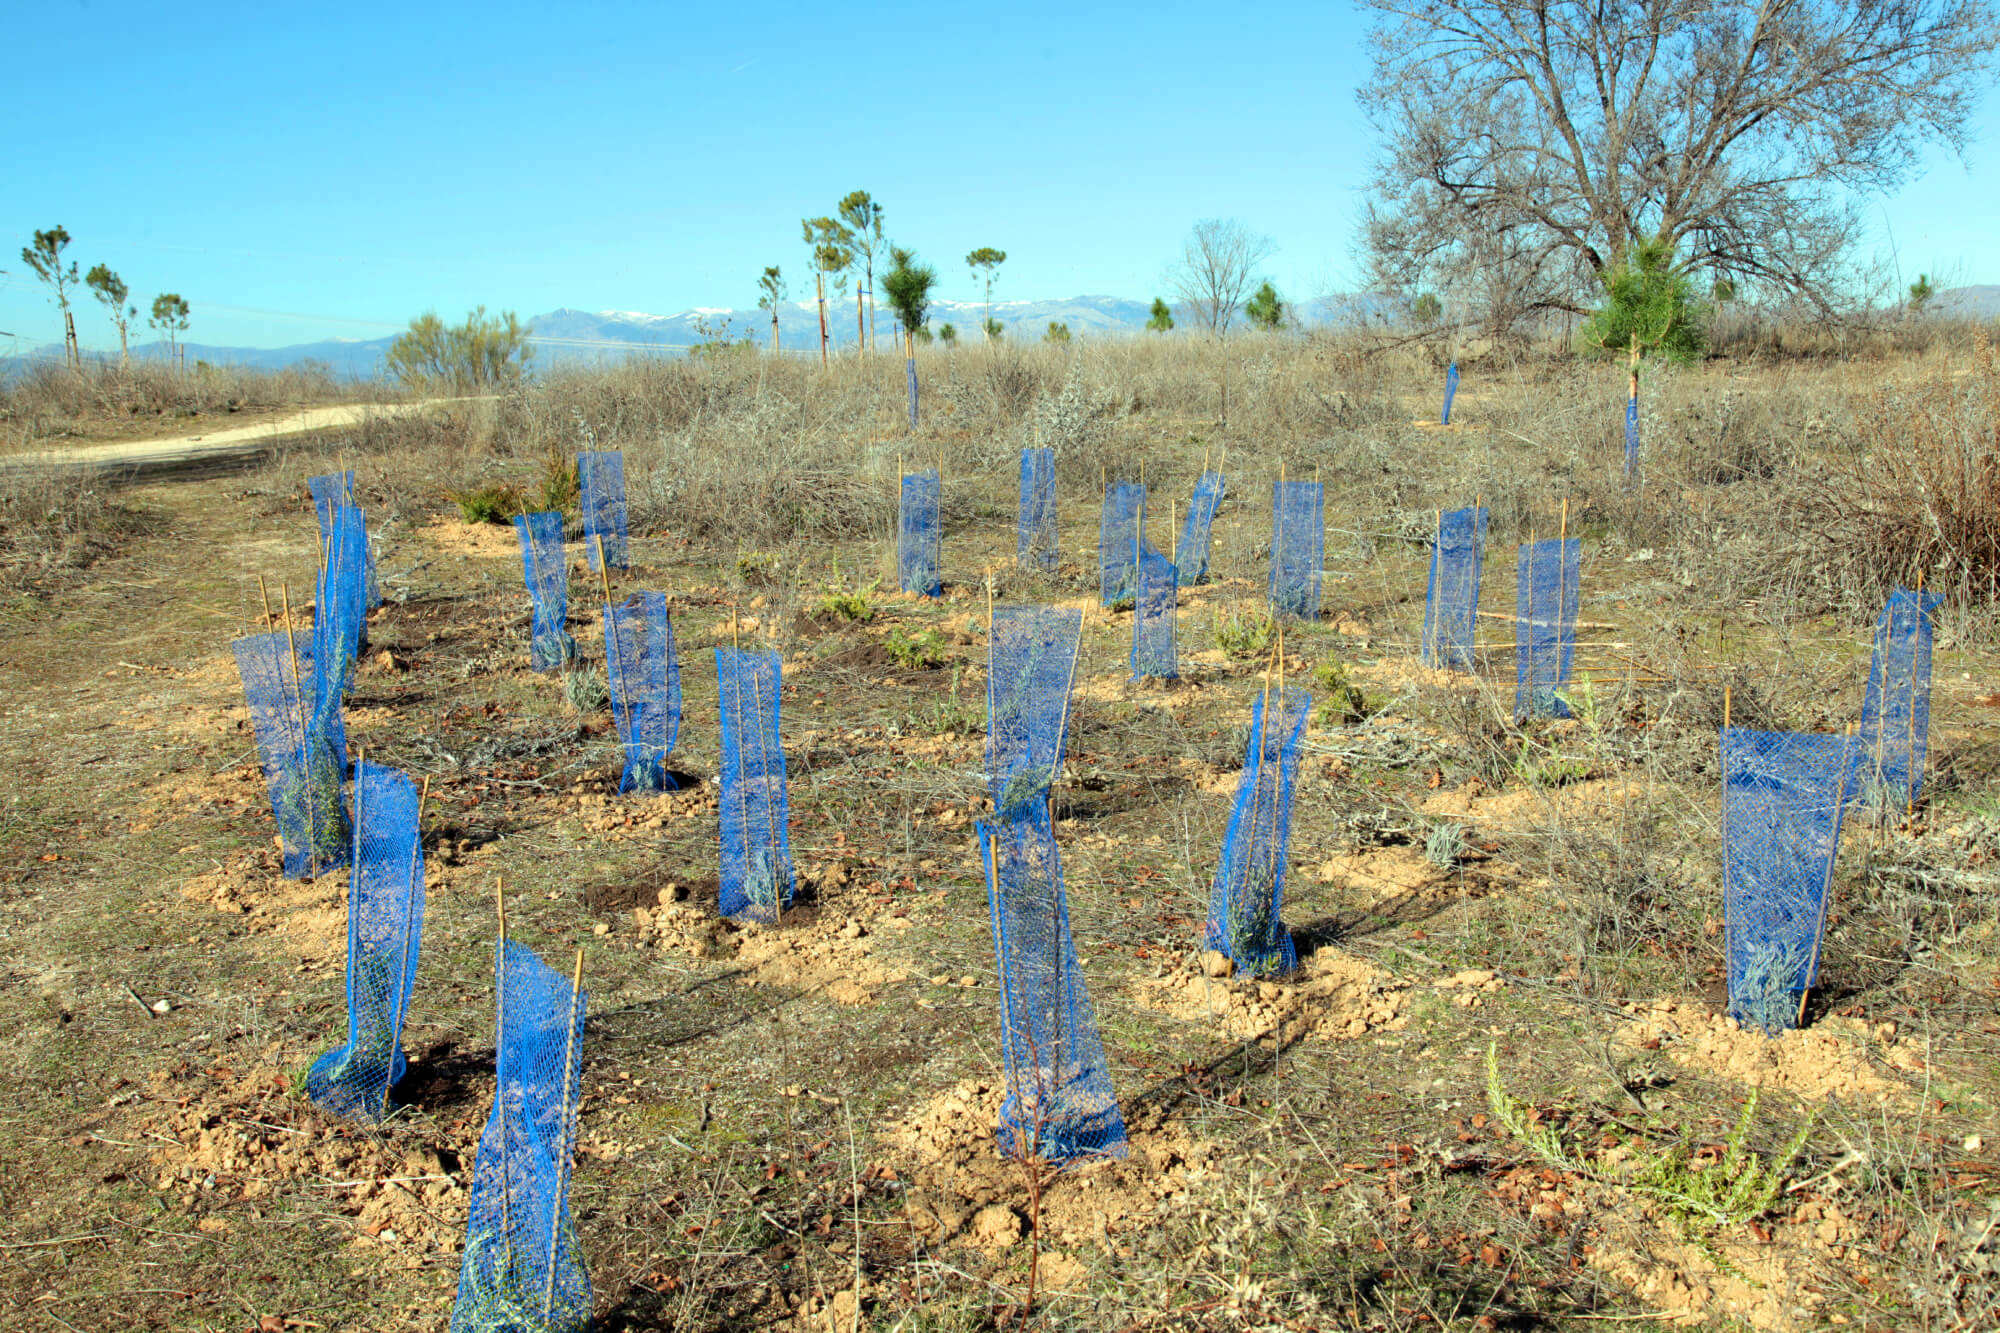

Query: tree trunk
left=118, top=321, right=129, bottom=367
left=64, top=310, right=79, bottom=369
left=855, top=285, right=865, bottom=358
left=1627, top=332, right=1640, bottom=403
left=770, top=309, right=780, bottom=355
left=816, top=273, right=828, bottom=367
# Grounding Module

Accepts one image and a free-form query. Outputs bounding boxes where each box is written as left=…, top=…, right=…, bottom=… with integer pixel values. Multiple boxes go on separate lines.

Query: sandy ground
left=3, top=398, right=483, bottom=476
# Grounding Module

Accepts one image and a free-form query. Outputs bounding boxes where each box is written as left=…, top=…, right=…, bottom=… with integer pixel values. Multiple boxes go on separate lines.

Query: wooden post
left=1050, top=619, right=1084, bottom=790
left=381, top=773, right=430, bottom=1120
left=544, top=947, right=586, bottom=1321
left=257, top=574, right=274, bottom=632
left=1906, top=572, right=1926, bottom=819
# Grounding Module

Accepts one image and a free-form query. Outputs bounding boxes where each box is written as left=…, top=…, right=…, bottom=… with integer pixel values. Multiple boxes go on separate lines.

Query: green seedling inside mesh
left=996, top=767, right=1053, bottom=821
left=454, top=1228, right=587, bottom=1333
left=1215, top=611, right=1275, bottom=661
left=1733, top=939, right=1812, bottom=1036
left=562, top=663, right=607, bottom=713
left=533, top=628, right=578, bottom=669
left=278, top=731, right=349, bottom=870
left=313, top=952, right=402, bottom=1100
left=1226, top=861, right=1284, bottom=976
left=742, top=848, right=782, bottom=922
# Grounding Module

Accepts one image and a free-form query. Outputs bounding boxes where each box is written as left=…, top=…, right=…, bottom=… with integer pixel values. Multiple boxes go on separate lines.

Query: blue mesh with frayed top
left=1204, top=685, right=1311, bottom=977
left=307, top=761, right=424, bottom=1121
left=898, top=469, right=943, bottom=596
left=1722, top=727, right=1858, bottom=1035
left=1857, top=586, right=1943, bottom=810
left=1098, top=481, right=1145, bottom=606
left=514, top=512, right=576, bottom=671
left=1269, top=480, right=1323, bottom=620
left=1623, top=397, right=1640, bottom=482
left=1421, top=506, right=1487, bottom=670
left=1514, top=538, right=1580, bottom=720
left=1018, top=449, right=1058, bottom=572
left=234, top=631, right=349, bottom=879
left=1177, top=470, right=1223, bottom=584
left=309, top=471, right=379, bottom=609
left=605, top=591, right=681, bottom=794
left=1442, top=362, right=1459, bottom=424
left=716, top=647, right=795, bottom=923
left=450, top=940, right=589, bottom=1333
left=580, top=450, right=628, bottom=571
left=986, top=605, right=1082, bottom=819
left=1129, top=546, right=1178, bottom=680
left=980, top=807, right=1127, bottom=1163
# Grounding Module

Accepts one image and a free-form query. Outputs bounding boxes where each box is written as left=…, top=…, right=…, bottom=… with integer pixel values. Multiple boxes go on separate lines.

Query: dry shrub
left=1781, top=330, right=2000, bottom=611
left=0, top=357, right=365, bottom=449
left=0, top=466, right=145, bottom=596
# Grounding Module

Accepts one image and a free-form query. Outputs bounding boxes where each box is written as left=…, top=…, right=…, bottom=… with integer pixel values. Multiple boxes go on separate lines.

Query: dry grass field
left=0, top=330, right=1996, bottom=1332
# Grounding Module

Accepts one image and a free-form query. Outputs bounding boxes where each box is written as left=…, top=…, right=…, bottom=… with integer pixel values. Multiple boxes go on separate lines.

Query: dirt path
left=1, top=398, right=479, bottom=480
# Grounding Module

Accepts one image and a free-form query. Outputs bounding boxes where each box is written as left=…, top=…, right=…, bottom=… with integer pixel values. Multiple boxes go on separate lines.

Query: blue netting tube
left=1130, top=545, right=1179, bottom=680
left=316, top=502, right=369, bottom=685
left=1722, top=727, right=1860, bottom=1035
left=1204, top=685, right=1311, bottom=977
left=579, top=450, right=628, bottom=571
left=1098, top=481, right=1145, bottom=607
left=1514, top=537, right=1581, bottom=720
left=906, top=353, right=920, bottom=428
left=716, top=647, right=796, bottom=923
left=309, top=470, right=379, bottom=609
left=233, top=631, right=350, bottom=879
left=1421, top=506, right=1488, bottom=670
left=1623, top=396, right=1641, bottom=484
left=514, top=512, right=577, bottom=672
left=1857, top=586, right=1943, bottom=811
left=1442, top=362, right=1459, bottom=425
left=307, top=761, right=424, bottom=1122
left=1177, top=470, right=1223, bottom=584
left=451, top=940, right=589, bottom=1333
left=986, top=605, right=1083, bottom=818
left=979, top=806, right=1128, bottom=1163
left=605, top=591, right=681, bottom=794
left=1269, top=480, right=1323, bottom=620
left=1018, top=449, right=1058, bottom=572
left=898, top=468, right=943, bottom=597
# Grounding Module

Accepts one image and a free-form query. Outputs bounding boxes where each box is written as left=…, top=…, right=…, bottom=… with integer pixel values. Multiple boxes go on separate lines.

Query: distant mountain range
left=7, top=286, right=1994, bottom=379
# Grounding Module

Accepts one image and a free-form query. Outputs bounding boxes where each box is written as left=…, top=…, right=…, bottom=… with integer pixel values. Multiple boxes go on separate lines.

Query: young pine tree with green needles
left=1582, top=239, right=1706, bottom=410
left=1147, top=297, right=1174, bottom=332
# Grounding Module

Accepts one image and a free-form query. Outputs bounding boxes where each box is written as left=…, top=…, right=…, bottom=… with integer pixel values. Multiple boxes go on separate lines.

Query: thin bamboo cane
left=543, top=947, right=585, bottom=1320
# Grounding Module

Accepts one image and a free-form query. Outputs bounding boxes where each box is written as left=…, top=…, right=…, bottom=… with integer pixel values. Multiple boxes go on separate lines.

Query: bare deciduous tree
left=1169, top=219, right=1275, bottom=335
left=1358, top=0, right=2000, bottom=330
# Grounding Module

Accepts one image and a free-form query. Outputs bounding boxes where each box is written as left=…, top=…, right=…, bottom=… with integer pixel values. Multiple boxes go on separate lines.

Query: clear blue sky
left=3, top=0, right=1995, bottom=352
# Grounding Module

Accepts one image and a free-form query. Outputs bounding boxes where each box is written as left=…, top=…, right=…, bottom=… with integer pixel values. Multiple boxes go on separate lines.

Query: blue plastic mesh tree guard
left=1722, top=727, right=1859, bottom=1035
left=1442, top=362, right=1460, bottom=425
left=307, top=761, right=424, bottom=1121
left=1514, top=538, right=1581, bottom=720
left=233, top=632, right=350, bottom=879
left=604, top=591, right=681, bottom=794
left=451, top=940, right=589, bottom=1333
left=1177, top=470, right=1224, bottom=584
left=579, top=450, right=628, bottom=571
left=1269, top=480, right=1323, bottom=620
left=1130, top=546, right=1178, bottom=680
left=316, top=502, right=370, bottom=683
left=513, top=512, right=577, bottom=671
left=986, top=605, right=1082, bottom=818
left=906, top=354, right=920, bottom=428
left=716, top=647, right=795, bottom=923
left=979, top=806, right=1128, bottom=1163
left=1623, top=397, right=1641, bottom=483
left=1421, top=506, right=1487, bottom=670
left=1018, top=449, right=1058, bottom=572
left=1098, top=481, right=1145, bottom=606
left=1204, top=685, right=1311, bottom=977
left=309, top=470, right=379, bottom=609
left=898, top=468, right=943, bottom=596
left=1857, top=585, right=1944, bottom=811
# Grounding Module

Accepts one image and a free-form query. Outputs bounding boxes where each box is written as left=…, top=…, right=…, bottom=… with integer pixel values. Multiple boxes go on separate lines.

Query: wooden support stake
left=593, top=536, right=612, bottom=608
left=1907, top=571, right=1926, bottom=819
left=258, top=574, right=274, bottom=632
left=1723, top=685, right=1732, bottom=728
left=1050, top=619, right=1084, bottom=791
left=380, top=774, right=431, bottom=1121
left=544, top=947, right=586, bottom=1321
